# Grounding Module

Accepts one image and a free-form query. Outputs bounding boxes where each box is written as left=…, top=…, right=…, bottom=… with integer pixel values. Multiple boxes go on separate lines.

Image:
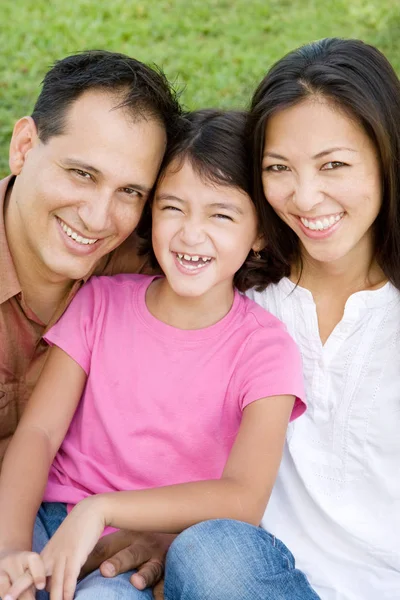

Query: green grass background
left=1, top=0, right=400, bottom=176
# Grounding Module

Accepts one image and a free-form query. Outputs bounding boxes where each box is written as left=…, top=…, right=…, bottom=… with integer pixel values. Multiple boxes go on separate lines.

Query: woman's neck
left=290, top=236, right=387, bottom=345
left=292, top=238, right=386, bottom=299
left=146, top=278, right=235, bottom=330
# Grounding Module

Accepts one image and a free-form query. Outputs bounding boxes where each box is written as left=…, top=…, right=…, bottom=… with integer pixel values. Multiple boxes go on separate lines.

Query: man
left=0, top=50, right=180, bottom=598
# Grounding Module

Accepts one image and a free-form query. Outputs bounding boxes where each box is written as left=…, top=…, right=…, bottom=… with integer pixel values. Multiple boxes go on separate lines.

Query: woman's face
left=261, top=98, right=382, bottom=265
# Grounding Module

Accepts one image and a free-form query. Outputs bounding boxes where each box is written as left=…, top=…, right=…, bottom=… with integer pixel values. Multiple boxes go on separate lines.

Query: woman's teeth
left=300, top=213, right=344, bottom=231
left=176, top=253, right=212, bottom=270
left=58, top=218, right=98, bottom=245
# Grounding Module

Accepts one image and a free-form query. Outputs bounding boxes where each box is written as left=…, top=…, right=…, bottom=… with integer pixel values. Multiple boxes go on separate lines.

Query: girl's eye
left=162, top=205, right=182, bottom=212
left=265, top=164, right=289, bottom=173
left=213, top=213, right=233, bottom=221
left=322, top=161, right=347, bottom=170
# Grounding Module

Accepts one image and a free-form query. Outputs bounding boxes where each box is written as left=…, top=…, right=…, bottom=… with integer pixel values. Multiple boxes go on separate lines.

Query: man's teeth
left=59, top=219, right=98, bottom=245
left=176, top=253, right=212, bottom=270
left=300, top=213, right=344, bottom=231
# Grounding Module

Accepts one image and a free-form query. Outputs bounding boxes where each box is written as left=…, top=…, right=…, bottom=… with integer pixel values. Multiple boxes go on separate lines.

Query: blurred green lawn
left=1, top=0, right=400, bottom=176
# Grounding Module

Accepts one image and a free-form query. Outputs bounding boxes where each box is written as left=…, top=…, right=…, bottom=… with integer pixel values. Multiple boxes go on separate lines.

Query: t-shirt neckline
left=135, top=275, right=244, bottom=341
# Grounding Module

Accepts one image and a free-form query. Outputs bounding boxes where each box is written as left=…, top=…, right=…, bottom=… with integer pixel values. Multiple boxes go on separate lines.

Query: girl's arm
left=0, top=347, right=86, bottom=594
left=7, top=393, right=295, bottom=600
left=101, top=392, right=295, bottom=530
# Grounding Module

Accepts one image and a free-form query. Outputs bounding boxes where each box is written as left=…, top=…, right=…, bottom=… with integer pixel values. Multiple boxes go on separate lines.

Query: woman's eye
left=265, top=164, right=289, bottom=172
left=322, top=161, right=347, bottom=170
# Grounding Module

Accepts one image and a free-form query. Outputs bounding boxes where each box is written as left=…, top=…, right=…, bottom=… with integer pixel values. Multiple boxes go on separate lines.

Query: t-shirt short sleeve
left=44, top=278, right=102, bottom=374
left=234, top=325, right=306, bottom=421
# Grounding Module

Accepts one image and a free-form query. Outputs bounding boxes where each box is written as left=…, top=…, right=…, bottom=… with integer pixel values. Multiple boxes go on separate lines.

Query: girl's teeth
left=176, top=253, right=212, bottom=270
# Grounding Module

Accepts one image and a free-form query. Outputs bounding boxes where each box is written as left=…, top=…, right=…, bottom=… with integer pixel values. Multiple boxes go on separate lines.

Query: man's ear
left=9, top=116, right=39, bottom=175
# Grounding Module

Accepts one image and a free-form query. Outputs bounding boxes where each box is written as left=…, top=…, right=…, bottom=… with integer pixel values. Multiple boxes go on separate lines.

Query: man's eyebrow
left=62, top=159, right=152, bottom=193
left=263, top=147, right=357, bottom=161
left=62, top=158, right=101, bottom=175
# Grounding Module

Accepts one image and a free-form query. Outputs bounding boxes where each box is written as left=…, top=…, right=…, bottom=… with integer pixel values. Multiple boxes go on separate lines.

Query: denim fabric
left=164, top=519, right=321, bottom=600
left=33, top=502, right=154, bottom=599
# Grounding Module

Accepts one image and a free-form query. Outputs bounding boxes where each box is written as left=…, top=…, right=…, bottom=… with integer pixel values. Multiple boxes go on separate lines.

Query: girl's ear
left=252, top=234, right=266, bottom=254
left=9, top=117, right=39, bottom=175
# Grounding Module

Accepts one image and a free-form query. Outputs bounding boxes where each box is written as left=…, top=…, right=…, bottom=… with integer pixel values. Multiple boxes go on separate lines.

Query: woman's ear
left=9, top=117, right=39, bottom=175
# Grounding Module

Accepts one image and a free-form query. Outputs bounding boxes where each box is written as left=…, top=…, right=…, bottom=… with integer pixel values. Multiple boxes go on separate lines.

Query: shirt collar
left=0, top=176, right=20, bottom=305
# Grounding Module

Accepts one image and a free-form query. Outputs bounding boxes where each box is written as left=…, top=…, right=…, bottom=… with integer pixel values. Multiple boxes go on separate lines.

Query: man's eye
left=265, top=164, right=289, bottom=172
left=322, top=161, right=347, bottom=170
left=121, top=188, right=142, bottom=197
left=73, top=169, right=92, bottom=179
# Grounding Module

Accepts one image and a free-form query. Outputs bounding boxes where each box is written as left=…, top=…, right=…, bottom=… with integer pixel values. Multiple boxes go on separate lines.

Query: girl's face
left=261, top=98, right=382, bottom=266
left=152, top=159, right=261, bottom=300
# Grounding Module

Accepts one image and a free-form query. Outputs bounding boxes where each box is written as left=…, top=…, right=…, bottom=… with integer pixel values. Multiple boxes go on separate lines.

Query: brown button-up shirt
left=0, top=176, right=145, bottom=467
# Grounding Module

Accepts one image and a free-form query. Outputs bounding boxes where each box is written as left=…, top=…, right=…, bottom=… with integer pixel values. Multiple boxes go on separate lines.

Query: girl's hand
left=5, top=497, right=106, bottom=600
left=0, top=549, right=46, bottom=600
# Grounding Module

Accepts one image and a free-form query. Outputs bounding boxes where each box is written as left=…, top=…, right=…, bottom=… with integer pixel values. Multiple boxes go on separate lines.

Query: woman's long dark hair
left=248, top=38, right=400, bottom=290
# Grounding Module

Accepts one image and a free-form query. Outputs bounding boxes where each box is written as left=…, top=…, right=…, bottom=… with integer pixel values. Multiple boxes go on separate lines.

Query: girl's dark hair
left=138, top=109, right=288, bottom=292
left=248, top=37, right=400, bottom=290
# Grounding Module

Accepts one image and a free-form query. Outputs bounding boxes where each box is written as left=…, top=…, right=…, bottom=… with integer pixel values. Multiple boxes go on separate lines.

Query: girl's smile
left=151, top=159, right=261, bottom=310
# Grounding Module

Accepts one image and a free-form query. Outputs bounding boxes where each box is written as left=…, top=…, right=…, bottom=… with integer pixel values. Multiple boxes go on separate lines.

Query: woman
left=160, top=38, right=400, bottom=600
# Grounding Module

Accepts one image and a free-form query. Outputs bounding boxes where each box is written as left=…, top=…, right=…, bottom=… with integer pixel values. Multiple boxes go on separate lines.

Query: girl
left=160, top=39, right=400, bottom=600
left=0, top=110, right=305, bottom=600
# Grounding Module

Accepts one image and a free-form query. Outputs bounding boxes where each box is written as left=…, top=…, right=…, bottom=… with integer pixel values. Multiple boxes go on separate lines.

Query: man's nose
left=77, top=193, right=113, bottom=234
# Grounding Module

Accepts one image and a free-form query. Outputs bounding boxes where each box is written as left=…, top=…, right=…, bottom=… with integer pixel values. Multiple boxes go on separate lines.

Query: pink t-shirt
left=44, top=274, right=305, bottom=506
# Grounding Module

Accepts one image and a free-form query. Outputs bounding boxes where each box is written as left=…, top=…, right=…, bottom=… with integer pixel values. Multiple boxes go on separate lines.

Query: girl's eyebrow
left=155, top=193, right=185, bottom=203
left=208, top=202, right=244, bottom=215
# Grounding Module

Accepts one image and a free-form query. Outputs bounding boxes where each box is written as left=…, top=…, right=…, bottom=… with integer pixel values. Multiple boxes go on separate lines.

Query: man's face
left=7, top=90, right=167, bottom=282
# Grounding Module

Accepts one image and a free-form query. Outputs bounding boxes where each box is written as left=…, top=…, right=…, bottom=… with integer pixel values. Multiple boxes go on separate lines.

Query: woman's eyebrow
left=312, top=147, right=357, bottom=159
left=263, top=147, right=357, bottom=161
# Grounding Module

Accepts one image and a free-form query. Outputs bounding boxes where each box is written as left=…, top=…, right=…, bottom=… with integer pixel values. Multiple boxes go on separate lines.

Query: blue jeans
left=164, top=519, right=320, bottom=600
left=33, top=502, right=154, bottom=599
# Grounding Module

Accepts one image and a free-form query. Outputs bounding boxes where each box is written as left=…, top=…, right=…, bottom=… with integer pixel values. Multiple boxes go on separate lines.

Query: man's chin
left=47, top=258, right=99, bottom=283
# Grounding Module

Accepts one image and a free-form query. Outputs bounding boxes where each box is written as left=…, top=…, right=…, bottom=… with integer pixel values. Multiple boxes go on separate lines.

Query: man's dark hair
left=138, top=109, right=288, bottom=292
left=248, top=38, right=400, bottom=290
left=31, top=50, right=182, bottom=142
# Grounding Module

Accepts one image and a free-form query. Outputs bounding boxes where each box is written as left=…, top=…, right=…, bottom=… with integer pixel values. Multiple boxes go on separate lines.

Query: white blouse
left=247, top=278, right=400, bottom=600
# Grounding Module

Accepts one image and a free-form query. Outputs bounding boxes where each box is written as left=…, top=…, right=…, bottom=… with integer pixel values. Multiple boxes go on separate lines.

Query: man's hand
left=81, top=530, right=176, bottom=599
